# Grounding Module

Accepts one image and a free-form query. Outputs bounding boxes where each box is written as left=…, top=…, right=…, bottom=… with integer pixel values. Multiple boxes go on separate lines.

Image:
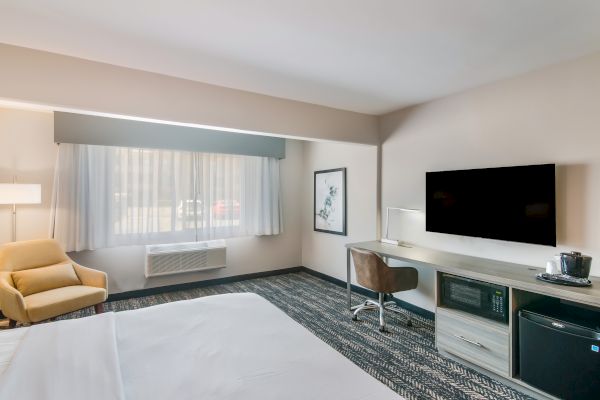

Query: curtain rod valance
left=54, top=112, right=286, bottom=159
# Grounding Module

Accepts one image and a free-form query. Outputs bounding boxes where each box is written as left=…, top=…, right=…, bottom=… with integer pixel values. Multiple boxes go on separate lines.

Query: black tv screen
left=426, top=164, right=556, bottom=246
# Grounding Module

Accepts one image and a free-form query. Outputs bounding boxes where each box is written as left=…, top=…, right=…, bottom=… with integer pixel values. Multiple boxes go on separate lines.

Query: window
left=51, top=144, right=281, bottom=251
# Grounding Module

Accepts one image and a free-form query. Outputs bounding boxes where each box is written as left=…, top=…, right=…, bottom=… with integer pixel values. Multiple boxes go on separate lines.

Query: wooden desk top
left=346, top=241, right=600, bottom=308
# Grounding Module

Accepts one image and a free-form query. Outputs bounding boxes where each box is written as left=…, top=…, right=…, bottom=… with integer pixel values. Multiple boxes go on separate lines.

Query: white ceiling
left=1, top=1, right=600, bottom=115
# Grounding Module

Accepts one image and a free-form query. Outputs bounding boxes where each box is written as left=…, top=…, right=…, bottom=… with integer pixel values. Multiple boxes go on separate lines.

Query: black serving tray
left=536, top=273, right=592, bottom=287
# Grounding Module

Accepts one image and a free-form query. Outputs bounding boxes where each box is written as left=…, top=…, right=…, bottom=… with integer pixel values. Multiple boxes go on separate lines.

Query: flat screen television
left=426, top=164, right=556, bottom=246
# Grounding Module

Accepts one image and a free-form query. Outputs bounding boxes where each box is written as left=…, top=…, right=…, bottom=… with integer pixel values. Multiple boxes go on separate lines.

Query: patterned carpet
left=56, top=272, right=531, bottom=400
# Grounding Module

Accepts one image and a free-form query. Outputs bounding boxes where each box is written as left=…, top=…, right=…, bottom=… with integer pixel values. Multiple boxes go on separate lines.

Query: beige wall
left=301, top=141, right=378, bottom=283
left=0, top=107, right=304, bottom=294
left=0, top=108, right=56, bottom=243
left=0, top=43, right=378, bottom=145
left=379, top=51, right=600, bottom=311
left=0, top=106, right=381, bottom=296
left=4, top=43, right=600, bottom=313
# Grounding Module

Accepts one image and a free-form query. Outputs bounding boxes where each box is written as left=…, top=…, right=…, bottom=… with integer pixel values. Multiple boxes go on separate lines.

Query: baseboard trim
left=106, top=265, right=434, bottom=320
left=300, top=266, right=435, bottom=320
left=107, top=266, right=303, bottom=302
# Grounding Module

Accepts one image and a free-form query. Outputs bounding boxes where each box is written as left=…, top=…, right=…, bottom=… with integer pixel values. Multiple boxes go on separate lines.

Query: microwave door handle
left=454, top=335, right=485, bottom=348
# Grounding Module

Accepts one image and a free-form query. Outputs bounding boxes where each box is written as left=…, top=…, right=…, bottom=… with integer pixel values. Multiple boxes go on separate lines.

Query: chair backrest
left=350, top=248, right=418, bottom=294
left=0, top=239, right=70, bottom=272
left=351, top=248, right=394, bottom=292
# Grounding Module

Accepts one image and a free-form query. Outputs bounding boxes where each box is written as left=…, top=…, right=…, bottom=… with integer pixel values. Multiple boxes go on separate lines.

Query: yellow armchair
left=0, top=239, right=108, bottom=328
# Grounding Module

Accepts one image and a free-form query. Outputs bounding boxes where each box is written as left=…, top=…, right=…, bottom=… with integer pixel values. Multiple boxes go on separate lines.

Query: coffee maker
left=560, top=251, right=592, bottom=279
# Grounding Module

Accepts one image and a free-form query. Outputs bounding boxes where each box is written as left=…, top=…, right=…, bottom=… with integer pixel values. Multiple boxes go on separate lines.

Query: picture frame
left=314, top=167, right=347, bottom=236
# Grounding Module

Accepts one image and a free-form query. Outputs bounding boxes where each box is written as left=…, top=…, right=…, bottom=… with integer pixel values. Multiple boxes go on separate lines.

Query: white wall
left=0, top=43, right=378, bottom=145
left=379, top=51, right=600, bottom=312
left=0, top=107, right=304, bottom=294
left=7, top=49, right=600, bottom=311
left=0, top=108, right=56, bottom=243
left=0, top=106, right=381, bottom=297
left=301, top=141, right=378, bottom=284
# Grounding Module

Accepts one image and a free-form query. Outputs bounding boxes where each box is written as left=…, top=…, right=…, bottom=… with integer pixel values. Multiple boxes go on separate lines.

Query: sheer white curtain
left=51, top=143, right=282, bottom=252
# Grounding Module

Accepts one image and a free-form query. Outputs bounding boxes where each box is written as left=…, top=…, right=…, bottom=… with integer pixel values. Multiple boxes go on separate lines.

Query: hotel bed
left=0, top=293, right=401, bottom=400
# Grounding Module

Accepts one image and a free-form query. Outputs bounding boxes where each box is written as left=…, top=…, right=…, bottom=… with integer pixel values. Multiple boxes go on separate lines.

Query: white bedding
left=0, top=327, right=27, bottom=375
left=0, top=293, right=401, bottom=400
left=0, top=313, right=125, bottom=400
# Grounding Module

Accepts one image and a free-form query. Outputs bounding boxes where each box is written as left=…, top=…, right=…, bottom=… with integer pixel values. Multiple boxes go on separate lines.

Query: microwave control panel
left=492, top=292, right=505, bottom=314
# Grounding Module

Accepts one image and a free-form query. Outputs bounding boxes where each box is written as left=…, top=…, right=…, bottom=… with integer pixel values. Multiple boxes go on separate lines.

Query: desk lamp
left=381, top=207, right=420, bottom=247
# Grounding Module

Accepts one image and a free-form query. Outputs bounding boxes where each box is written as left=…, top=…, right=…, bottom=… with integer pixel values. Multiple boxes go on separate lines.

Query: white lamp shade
left=0, top=184, right=41, bottom=204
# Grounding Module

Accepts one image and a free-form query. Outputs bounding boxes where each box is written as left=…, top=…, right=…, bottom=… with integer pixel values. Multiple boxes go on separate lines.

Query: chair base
left=94, top=303, right=105, bottom=314
left=351, top=294, right=413, bottom=332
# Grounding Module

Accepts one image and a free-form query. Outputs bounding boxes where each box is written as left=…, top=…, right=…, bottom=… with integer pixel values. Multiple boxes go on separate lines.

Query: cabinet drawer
left=436, top=308, right=509, bottom=377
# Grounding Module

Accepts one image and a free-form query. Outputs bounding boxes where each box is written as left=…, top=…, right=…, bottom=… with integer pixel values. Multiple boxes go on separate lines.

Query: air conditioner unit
left=145, top=240, right=226, bottom=278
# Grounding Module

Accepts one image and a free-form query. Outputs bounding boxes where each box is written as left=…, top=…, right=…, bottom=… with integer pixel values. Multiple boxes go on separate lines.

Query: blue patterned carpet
left=58, top=272, right=531, bottom=400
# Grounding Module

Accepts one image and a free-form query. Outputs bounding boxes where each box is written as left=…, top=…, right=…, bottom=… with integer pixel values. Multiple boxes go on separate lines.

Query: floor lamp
left=380, top=207, right=420, bottom=247
left=0, top=180, right=41, bottom=242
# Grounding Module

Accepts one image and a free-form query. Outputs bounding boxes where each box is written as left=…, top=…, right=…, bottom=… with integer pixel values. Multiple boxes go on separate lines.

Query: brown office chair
left=350, top=248, right=418, bottom=332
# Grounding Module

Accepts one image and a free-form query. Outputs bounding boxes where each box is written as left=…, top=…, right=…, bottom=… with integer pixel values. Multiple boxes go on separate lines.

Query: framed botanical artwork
left=314, top=167, right=347, bottom=236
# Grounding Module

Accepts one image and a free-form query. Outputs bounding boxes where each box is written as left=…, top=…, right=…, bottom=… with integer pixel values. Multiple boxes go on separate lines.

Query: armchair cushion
left=12, top=263, right=82, bottom=297
left=24, top=286, right=106, bottom=322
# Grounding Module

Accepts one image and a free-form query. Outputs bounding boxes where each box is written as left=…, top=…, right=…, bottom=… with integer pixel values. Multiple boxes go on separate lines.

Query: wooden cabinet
left=436, top=307, right=510, bottom=377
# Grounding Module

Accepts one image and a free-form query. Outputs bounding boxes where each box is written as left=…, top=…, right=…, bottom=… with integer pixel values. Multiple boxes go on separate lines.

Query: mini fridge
left=519, top=303, right=600, bottom=400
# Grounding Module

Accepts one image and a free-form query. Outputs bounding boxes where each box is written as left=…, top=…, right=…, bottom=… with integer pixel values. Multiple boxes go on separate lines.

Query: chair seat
left=24, top=285, right=107, bottom=322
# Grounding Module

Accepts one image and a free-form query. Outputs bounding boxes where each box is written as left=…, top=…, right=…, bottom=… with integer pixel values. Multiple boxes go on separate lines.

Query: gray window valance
left=54, top=112, right=286, bottom=159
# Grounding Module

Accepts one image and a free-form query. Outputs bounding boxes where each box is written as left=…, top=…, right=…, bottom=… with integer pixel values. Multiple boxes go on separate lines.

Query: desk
left=345, top=241, right=600, bottom=399
left=345, top=240, right=600, bottom=310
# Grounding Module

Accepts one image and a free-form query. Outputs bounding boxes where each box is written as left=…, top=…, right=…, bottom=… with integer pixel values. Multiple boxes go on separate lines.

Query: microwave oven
left=440, top=274, right=508, bottom=323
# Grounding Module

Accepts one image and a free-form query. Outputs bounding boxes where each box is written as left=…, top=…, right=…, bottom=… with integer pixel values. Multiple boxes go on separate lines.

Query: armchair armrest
left=0, top=272, right=29, bottom=323
left=72, top=264, right=108, bottom=292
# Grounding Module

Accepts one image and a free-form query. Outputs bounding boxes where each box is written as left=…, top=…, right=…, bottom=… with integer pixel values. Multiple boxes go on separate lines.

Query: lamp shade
left=0, top=184, right=41, bottom=204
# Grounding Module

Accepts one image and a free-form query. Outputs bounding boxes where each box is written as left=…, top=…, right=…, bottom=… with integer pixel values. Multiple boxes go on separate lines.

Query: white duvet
left=0, top=293, right=401, bottom=400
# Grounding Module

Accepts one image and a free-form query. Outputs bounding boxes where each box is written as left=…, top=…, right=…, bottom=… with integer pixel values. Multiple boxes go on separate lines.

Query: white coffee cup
left=546, top=261, right=557, bottom=274
left=554, top=255, right=563, bottom=274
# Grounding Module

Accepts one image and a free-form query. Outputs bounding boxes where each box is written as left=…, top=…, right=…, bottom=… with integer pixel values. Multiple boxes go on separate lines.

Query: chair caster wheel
left=379, top=326, right=387, bottom=333
left=352, top=315, right=358, bottom=321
